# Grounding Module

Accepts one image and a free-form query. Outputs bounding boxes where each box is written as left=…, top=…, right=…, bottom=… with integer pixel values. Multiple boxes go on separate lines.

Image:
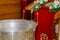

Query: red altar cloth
left=34, top=7, right=55, bottom=40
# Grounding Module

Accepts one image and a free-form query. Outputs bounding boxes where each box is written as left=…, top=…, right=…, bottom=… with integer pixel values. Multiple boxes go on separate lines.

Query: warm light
left=23, top=9, right=25, bottom=13
left=36, top=12, right=38, bottom=16
left=22, top=9, right=25, bottom=19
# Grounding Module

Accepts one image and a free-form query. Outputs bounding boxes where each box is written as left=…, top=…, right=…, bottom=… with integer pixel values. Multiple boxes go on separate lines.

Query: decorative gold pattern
left=24, top=29, right=34, bottom=40
left=40, top=33, right=48, bottom=40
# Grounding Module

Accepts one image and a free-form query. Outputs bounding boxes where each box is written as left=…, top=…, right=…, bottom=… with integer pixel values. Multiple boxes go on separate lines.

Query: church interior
left=0, top=0, right=60, bottom=40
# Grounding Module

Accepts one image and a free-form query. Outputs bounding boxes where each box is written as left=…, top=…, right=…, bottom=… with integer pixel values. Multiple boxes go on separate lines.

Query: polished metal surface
left=0, top=19, right=37, bottom=32
left=0, top=19, right=37, bottom=40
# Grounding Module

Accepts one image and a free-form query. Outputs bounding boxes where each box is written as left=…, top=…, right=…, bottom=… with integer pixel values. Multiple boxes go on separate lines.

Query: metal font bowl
left=0, top=19, right=37, bottom=32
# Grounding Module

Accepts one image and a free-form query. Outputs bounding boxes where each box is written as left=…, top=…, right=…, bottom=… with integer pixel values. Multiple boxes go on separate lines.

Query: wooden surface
left=54, top=11, right=60, bottom=20
left=58, top=20, right=60, bottom=40
left=54, top=10, right=60, bottom=40
left=0, top=0, right=21, bottom=20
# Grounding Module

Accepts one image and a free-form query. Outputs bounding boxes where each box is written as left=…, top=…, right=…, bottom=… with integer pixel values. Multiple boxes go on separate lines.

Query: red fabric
left=21, top=0, right=33, bottom=19
left=21, top=0, right=27, bottom=18
left=34, top=7, right=55, bottom=40
left=21, top=0, right=27, bottom=8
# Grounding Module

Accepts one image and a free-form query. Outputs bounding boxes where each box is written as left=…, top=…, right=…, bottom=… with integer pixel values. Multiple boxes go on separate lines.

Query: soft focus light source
left=10, top=22, right=15, bottom=27
left=36, top=12, right=38, bottom=24
left=23, top=9, right=25, bottom=19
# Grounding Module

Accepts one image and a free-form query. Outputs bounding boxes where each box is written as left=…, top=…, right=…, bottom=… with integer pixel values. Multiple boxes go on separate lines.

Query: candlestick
left=36, top=12, right=38, bottom=24
left=22, top=9, right=25, bottom=19
left=31, top=9, right=33, bottom=21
